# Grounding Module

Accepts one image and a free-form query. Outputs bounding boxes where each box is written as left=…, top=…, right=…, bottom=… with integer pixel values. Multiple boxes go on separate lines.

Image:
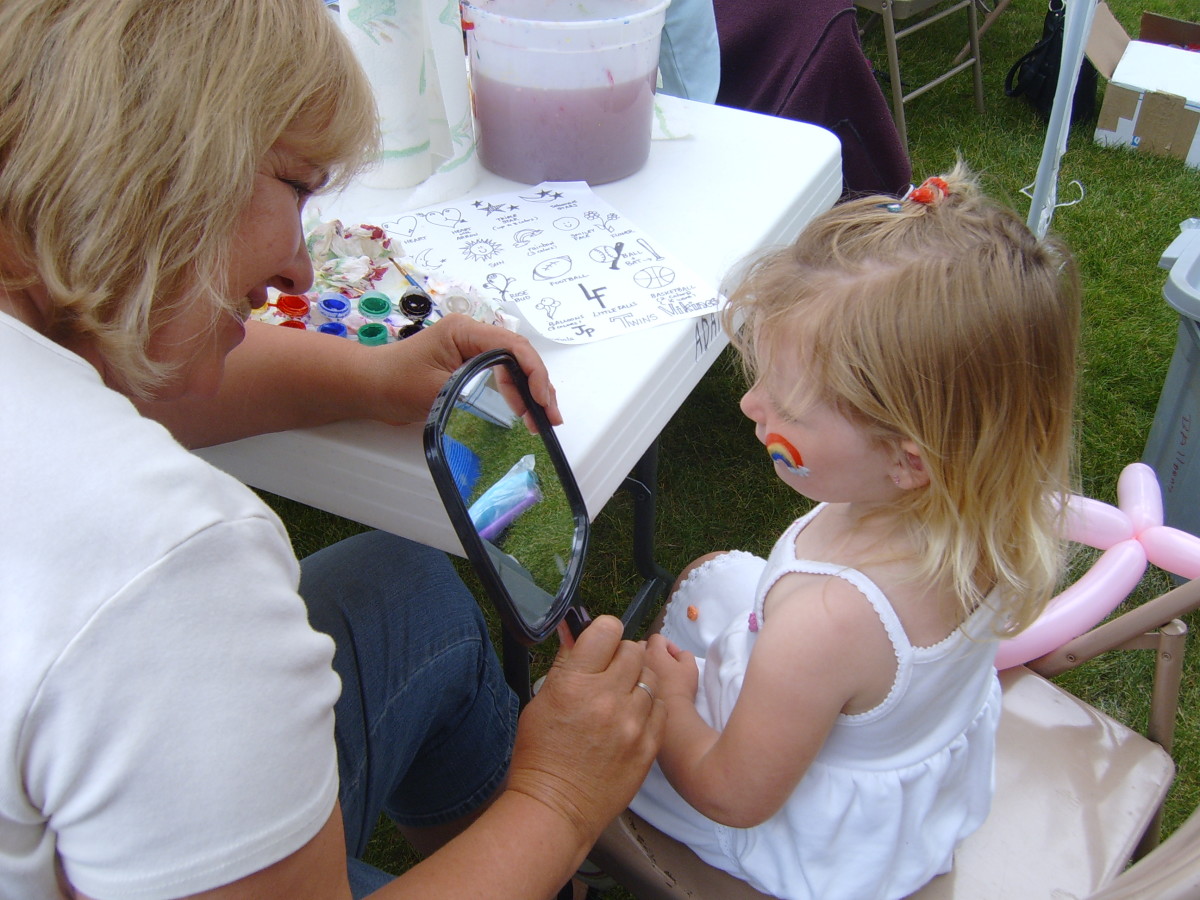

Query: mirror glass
left=425, top=349, right=589, bottom=645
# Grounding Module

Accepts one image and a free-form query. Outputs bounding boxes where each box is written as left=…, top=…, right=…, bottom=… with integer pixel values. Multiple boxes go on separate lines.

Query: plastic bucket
left=1144, top=222, right=1200, bottom=545
left=462, top=0, right=670, bottom=185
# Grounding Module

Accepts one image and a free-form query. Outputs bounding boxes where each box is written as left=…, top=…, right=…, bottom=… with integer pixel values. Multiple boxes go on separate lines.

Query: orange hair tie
left=906, top=176, right=950, bottom=205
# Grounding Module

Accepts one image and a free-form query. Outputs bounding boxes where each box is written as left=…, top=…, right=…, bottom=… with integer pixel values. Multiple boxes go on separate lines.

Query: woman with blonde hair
left=629, top=164, right=1080, bottom=899
left=0, top=1, right=662, bottom=898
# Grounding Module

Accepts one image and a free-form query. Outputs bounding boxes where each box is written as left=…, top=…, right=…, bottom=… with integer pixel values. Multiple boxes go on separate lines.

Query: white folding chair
left=589, top=576, right=1198, bottom=899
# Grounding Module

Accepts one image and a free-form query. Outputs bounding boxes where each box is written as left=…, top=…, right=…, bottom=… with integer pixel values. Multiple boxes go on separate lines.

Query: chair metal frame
left=856, top=0, right=986, bottom=148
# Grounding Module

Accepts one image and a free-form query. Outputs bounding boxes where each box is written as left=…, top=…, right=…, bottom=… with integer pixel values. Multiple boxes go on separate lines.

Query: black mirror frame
left=424, top=348, right=590, bottom=646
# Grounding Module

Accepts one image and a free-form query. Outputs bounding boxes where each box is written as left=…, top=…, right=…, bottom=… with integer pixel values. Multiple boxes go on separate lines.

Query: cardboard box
left=1088, top=3, right=1200, bottom=168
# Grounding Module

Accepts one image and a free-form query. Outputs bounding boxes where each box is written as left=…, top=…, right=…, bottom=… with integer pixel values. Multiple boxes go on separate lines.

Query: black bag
left=1004, top=0, right=1098, bottom=124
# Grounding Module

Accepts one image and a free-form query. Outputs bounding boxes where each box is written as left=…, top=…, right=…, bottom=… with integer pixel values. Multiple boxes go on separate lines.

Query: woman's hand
left=362, top=314, right=561, bottom=429
left=506, top=616, right=665, bottom=846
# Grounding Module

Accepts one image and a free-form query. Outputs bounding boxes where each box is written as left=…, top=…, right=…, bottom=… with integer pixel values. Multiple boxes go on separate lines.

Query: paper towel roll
left=338, top=0, right=478, bottom=201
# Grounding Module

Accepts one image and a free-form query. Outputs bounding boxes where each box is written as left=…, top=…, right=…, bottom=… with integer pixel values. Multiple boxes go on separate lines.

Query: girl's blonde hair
left=0, top=0, right=380, bottom=395
left=724, top=163, right=1080, bottom=632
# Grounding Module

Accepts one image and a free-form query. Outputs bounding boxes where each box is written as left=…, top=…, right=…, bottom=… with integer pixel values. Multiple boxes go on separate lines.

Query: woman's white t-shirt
left=0, top=312, right=341, bottom=899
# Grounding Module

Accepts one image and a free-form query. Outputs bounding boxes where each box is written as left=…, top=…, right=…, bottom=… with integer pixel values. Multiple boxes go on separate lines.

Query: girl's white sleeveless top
left=630, top=504, right=1002, bottom=900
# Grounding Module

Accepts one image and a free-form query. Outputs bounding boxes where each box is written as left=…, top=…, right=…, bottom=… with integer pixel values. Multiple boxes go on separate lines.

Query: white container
left=463, top=0, right=669, bottom=185
left=1144, top=221, right=1200, bottom=542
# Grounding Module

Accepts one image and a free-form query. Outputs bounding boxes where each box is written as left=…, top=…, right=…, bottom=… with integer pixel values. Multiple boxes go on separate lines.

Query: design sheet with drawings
left=391, top=181, right=720, bottom=343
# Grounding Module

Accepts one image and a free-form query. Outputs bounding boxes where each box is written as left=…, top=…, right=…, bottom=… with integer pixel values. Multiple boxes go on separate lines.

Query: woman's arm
left=385, top=620, right=664, bottom=898
left=648, top=574, right=894, bottom=827
left=146, top=788, right=610, bottom=900
left=76, top=617, right=663, bottom=900
left=76, top=783, right=601, bottom=900
left=135, top=315, right=560, bottom=449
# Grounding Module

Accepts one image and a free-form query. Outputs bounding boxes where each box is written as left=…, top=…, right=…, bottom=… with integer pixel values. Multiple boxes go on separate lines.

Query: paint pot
left=249, top=295, right=271, bottom=319
left=318, top=321, right=350, bottom=338
left=399, top=289, right=434, bottom=322
left=275, top=294, right=311, bottom=319
left=316, top=291, right=352, bottom=322
left=441, top=293, right=475, bottom=316
left=278, top=319, right=308, bottom=331
left=462, top=0, right=668, bottom=185
left=357, top=322, right=389, bottom=346
left=397, top=322, right=424, bottom=340
left=358, top=291, right=393, bottom=321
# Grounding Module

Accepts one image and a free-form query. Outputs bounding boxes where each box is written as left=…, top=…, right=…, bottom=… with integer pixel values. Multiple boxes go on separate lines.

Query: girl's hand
left=645, top=633, right=699, bottom=704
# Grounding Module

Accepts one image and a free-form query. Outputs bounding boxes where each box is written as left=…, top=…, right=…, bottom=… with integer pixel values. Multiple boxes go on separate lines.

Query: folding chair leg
left=966, top=0, right=984, bottom=113
left=879, top=1, right=908, bottom=148
left=955, top=0, right=1011, bottom=64
left=1134, top=619, right=1188, bottom=859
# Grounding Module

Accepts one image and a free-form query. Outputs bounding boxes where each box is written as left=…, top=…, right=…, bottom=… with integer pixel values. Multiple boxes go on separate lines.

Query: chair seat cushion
left=591, top=666, right=1173, bottom=900
left=910, top=666, right=1175, bottom=899
left=590, top=808, right=776, bottom=899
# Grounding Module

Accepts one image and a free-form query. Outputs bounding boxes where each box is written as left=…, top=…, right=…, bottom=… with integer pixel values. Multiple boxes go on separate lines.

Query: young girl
left=629, top=165, right=1081, bottom=900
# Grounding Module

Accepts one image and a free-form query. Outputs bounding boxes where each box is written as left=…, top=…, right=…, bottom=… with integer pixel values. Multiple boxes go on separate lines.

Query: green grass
left=261, top=0, right=1200, bottom=889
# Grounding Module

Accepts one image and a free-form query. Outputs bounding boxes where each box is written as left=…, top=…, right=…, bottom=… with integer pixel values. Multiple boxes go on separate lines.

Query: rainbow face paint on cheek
left=765, top=433, right=809, bottom=476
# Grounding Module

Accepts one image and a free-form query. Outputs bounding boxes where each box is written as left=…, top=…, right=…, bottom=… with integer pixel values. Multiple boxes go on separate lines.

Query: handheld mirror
left=424, top=349, right=591, bottom=648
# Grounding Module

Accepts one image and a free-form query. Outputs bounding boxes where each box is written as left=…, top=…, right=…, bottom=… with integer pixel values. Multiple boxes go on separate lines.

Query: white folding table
left=198, top=95, right=842, bottom=624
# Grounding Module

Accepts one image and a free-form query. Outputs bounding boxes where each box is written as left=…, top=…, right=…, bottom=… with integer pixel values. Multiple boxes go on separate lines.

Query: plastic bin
left=1142, top=218, right=1200, bottom=537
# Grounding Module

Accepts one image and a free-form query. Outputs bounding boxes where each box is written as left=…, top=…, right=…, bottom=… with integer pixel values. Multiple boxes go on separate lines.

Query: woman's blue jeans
left=299, top=530, right=519, bottom=897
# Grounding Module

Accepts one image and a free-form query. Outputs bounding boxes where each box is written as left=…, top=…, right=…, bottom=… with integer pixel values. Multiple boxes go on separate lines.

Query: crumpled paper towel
left=338, top=0, right=478, bottom=203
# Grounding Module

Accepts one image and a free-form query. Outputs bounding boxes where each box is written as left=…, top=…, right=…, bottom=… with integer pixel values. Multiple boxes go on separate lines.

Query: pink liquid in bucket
left=464, top=0, right=668, bottom=185
left=474, top=72, right=656, bottom=185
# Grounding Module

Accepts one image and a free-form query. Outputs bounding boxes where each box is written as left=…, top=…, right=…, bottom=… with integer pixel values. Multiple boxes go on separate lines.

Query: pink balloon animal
left=996, top=462, right=1200, bottom=669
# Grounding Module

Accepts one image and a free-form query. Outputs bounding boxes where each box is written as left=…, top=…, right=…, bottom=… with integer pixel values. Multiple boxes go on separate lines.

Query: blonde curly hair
left=0, top=0, right=380, bottom=395
left=724, top=163, right=1081, bottom=633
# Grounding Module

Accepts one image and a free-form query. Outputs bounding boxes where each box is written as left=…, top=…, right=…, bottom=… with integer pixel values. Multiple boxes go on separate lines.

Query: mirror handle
left=563, top=605, right=592, bottom=639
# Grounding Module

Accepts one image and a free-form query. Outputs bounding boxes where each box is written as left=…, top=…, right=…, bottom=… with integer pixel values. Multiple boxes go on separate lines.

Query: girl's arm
left=648, top=573, right=896, bottom=827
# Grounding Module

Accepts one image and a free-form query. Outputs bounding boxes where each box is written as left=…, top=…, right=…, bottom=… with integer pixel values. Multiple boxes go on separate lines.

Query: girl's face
left=739, top=352, right=902, bottom=505
left=143, top=141, right=324, bottom=400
